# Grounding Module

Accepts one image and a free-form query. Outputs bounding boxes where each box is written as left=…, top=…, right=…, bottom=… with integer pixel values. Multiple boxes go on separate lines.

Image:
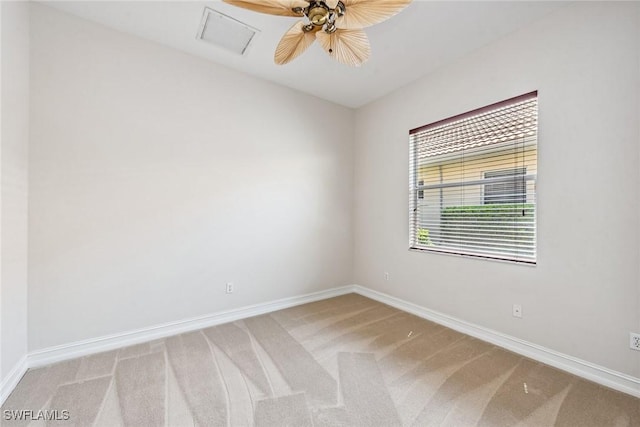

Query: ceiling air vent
left=197, top=8, right=259, bottom=56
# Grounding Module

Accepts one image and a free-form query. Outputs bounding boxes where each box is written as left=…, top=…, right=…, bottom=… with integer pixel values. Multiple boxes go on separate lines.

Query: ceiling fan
left=222, top=0, right=412, bottom=66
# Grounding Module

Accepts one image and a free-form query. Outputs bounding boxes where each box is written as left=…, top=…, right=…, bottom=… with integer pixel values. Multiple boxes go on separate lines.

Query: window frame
left=409, top=92, right=538, bottom=265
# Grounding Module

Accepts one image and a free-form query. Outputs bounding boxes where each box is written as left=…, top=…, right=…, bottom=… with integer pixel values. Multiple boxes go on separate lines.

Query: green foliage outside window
left=440, top=203, right=535, bottom=254
left=417, top=228, right=432, bottom=246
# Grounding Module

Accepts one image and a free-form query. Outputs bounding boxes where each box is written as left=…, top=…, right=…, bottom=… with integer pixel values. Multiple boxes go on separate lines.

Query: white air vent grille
left=197, top=8, right=259, bottom=55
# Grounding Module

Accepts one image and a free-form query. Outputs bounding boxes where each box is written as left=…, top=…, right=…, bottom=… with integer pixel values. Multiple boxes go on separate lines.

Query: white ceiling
left=41, top=1, right=567, bottom=108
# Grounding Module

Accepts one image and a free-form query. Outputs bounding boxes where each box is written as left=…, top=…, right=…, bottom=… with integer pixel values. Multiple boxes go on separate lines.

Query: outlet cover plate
left=512, top=304, right=522, bottom=318
left=630, top=333, right=640, bottom=351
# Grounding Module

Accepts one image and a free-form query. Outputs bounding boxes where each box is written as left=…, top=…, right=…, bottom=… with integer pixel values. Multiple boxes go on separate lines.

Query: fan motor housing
left=307, top=3, right=329, bottom=26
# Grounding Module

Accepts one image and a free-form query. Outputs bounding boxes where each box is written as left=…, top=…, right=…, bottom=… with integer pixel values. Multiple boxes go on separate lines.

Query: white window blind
left=483, top=167, right=527, bottom=205
left=409, top=92, right=538, bottom=264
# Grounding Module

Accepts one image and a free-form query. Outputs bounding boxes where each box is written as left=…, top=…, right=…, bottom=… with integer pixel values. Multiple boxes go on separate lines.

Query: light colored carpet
left=2, top=294, right=639, bottom=426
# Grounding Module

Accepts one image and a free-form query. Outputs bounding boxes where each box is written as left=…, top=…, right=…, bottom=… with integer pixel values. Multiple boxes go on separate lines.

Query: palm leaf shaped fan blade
left=335, top=0, right=412, bottom=29
left=223, top=0, right=411, bottom=65
left=223, top=0, right=309, bottom=17
left=316, top=28, right=371, bottom=67
left=275, top=21, right=318, bottom=64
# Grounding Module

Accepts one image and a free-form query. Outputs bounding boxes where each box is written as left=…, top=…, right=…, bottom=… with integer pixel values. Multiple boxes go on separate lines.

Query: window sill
left=408, top=246, right=537, bottom=267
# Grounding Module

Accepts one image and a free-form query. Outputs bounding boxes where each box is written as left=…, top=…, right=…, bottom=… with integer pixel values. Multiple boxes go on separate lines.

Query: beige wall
left=1, top=1, right=29, bottom=385
left=28, top=4, right=354, bottom=351
left=354, top=2, right=640, bottom=378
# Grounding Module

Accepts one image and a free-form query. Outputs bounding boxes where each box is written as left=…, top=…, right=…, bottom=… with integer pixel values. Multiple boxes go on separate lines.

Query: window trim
left=409, top=92, right=538, bottom=265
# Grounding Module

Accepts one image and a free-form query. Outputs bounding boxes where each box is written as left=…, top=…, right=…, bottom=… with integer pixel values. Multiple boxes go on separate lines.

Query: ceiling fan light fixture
left=222, top=0, right=412, bottom=66
left=307, top=4, right=329, bottom=26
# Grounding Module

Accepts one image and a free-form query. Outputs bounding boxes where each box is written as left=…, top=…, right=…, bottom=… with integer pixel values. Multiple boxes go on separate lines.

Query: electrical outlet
left=226, top=282, right=234, bottom=294
left=384, top=272, right=390, bottom=281
left=512, top=304, right=522, bottom=318
left=630, top=333, right=640, bottom=351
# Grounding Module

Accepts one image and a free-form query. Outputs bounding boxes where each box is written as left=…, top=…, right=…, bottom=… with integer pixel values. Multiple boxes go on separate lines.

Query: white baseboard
left=352, top=285, right=640, bottom=399
left=28, top=285, right=356, bottom=369
left=0, top=355, right=28, bottom=406
left=3, top=283, right=638, bottom=406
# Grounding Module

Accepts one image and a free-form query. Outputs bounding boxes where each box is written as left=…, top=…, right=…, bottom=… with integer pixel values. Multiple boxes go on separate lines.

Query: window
left=483, top=167, right=526, bottom=205
left=409, top=92, right=538, bottom=264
